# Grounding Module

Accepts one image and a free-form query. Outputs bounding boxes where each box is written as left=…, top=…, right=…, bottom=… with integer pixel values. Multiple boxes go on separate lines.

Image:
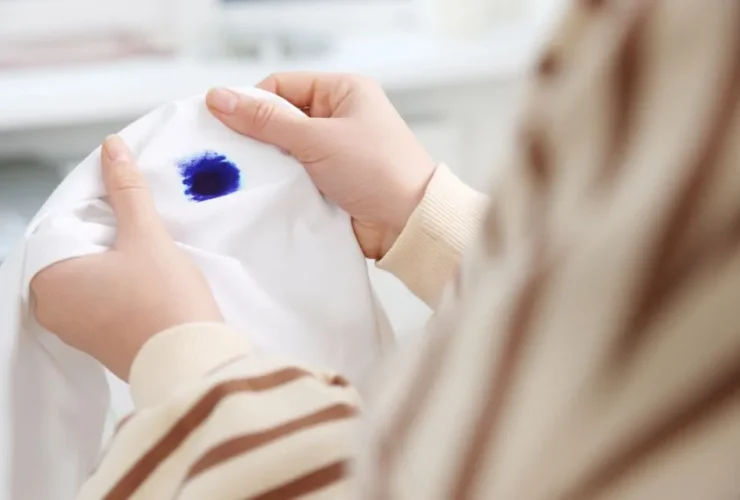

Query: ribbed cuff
left=129, top=323, right=254, bottom=409
left=377, top=165, right=488, bottom=309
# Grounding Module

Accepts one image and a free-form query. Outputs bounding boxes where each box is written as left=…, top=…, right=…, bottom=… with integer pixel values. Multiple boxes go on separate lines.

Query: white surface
left=0, top=87, right=391, bottom=499
left=0, top=0, right=170, bottom=40
left=220, top=0, right=414, bottom=38
left=0, top=27, right=538, bottom=132
left=415, top=0, right=527, bottom=36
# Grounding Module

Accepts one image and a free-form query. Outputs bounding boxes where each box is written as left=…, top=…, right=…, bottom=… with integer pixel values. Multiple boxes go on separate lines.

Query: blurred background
left=0, top=0, right=569, bottom=333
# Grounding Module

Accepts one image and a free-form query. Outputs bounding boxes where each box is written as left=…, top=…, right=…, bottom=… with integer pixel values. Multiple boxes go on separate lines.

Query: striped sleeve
left=77, top=324, right=360, bottom=500
left=359, top=0, right=740, bottom=498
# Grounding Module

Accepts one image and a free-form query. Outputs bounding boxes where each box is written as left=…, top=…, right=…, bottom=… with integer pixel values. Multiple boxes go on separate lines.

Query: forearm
left=79, top=324, right=360, bottom=500
left=378, top=165, right=488, bottom=309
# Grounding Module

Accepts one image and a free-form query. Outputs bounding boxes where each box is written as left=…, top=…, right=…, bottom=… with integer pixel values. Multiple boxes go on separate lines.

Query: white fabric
left=0, top=88, right=391, bottom=500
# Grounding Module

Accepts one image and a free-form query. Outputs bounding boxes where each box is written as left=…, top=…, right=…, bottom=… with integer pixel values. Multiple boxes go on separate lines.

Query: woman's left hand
left=31, top=135, right=223, bottom=381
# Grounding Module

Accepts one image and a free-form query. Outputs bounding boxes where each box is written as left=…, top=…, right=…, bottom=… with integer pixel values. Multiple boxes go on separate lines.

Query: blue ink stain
left=178, top=151, right=241, bottom=202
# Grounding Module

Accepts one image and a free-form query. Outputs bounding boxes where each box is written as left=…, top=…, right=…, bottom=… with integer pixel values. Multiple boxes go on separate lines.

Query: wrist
left=377, top=164, right=488, bottom=307
left=97, top=330, right=158, bottom=383
left=381, top=164, right=438, bottom=251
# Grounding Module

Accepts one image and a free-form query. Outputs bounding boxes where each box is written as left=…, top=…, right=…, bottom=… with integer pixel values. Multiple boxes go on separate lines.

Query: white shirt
left=0, top=88, right=390, bottom=500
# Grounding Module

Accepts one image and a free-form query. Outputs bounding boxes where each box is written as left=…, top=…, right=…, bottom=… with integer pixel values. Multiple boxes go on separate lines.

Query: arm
left=359, top=1, right=740, bottom=498
left=80, top=324, right=360, bottom=499
left=377, top=164, right=488, bottom=310
left=30, top=137, right=362, bottom=500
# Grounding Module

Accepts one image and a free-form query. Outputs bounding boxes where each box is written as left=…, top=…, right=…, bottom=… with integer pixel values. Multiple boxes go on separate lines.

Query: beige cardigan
left=80, top=1, right=740, bottom=497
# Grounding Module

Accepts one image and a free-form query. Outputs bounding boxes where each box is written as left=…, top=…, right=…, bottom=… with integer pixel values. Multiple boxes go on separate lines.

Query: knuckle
left=262, top=73, right=279, bottom=88
left=250, top=100, right=276, bottom=130
left=345, top=73, right=374, bottom=89
left=112, top=169, right=146, bottom=192
left=339, top=74, right=362, bottom=91
left=334, top=74, right=380, bottom=102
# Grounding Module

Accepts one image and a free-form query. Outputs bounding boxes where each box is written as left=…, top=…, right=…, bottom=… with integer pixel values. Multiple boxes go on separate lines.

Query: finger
left=256, top=72, right=328, bottom=109
left=101, top=135, right=169, bottom=247
left=206, top=88, right=314, bottom=153
left=257, top=72, right=357, bottom=118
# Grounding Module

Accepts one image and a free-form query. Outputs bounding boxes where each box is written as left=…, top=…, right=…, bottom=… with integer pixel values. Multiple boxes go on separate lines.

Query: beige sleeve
left=377, top=164, right=488, bottom=309
left=78, top=323, right=360, bottom=500
left=359, top=1, right=740, bottom=498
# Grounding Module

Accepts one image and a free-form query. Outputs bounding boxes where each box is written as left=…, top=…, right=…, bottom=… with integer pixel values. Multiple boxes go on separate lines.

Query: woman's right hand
left=205, top=73, right=436, bottom=261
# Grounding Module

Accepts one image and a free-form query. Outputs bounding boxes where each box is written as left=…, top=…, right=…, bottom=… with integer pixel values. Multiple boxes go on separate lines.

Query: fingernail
left=206, top=88, right=239, bottom=114
left=103, top=135, right=130, bottom=163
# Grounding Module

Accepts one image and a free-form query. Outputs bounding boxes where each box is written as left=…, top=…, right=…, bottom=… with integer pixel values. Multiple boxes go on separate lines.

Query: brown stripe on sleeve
left=583, top=0, right=607, bottom=10
left=525, top=128, right=552, bottom=192
left=613, top=7, right=740, bottom=364
left=186, top=403, right=357, bottom=479
left=207, top=355, right=351, bottom=386
left=249, top=461, right=347, bottom=500
left=596, top=0, right=653, bottom=185
left=521, top=124, right=555, bottom=234
left=450, top=258, right=552, bottom=499
left=537, top=50, right=561, bottom=79
left=618, top=190, right=740, bottom=355
left=328, top=374, right=351, bottom=388
left=482, top=200, right=503, bottom=256
left=104, top=367, right=311, bottom=500
left=567, top=349, right=740, bottom=500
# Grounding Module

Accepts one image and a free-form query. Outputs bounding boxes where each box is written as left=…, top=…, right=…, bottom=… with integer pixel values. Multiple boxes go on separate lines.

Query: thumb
left=101, top=135, right=170, bottom=249
left=206, top=88, right=312, bottom=154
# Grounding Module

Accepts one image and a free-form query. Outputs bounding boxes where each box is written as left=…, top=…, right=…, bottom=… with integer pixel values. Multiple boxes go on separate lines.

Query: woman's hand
left=31, top=136, right=223, bottom=381
left=206, top=73, right=437, bottom=260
